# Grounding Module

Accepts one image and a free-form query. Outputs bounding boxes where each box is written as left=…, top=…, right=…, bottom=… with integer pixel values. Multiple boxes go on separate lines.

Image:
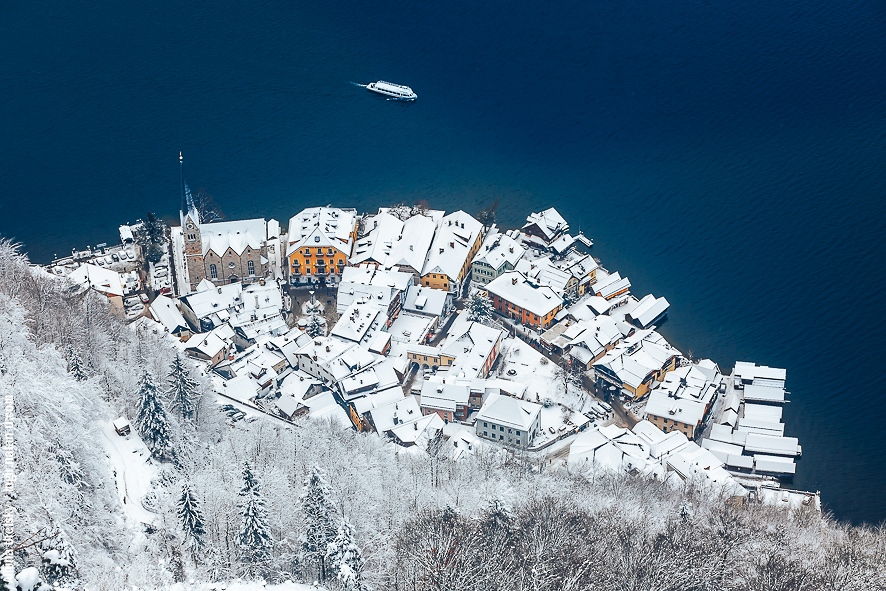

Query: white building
left=475, top=393, right=543, bottom=447
left=471, top=228, right=526, bottom=286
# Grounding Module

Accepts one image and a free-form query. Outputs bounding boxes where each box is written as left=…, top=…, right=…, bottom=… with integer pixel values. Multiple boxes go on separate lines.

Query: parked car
left=124, top=296, right=140, bottom=307
left=139, top=293, right=149, bottom=303
left=96, top=258, right=106, bottom=266
left=118, top=250, right=129, bottom=260
left=104, top=255, right=114, bottom=265
left=125, top=248, right=135, bottom=259
left=126, top=303, right=145, bottom=313
left=111, top=253, right=119, bottom=262
left=154, top=270, right=168, bottom=279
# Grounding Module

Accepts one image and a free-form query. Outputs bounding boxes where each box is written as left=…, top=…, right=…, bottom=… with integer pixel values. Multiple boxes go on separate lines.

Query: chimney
left=439, top=248, right=444, bottom=254
left=512, top=277, right=518, bottom=285
left=449, top=241, right=455, bottom=248
left=217, top=287, right=222, bottom=294
left=509, top=247, right=514, bottom=253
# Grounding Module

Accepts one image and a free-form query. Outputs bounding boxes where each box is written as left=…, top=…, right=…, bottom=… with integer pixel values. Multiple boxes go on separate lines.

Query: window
left=483, top=431, right=488, bottom=437
left=187, top=233, right=196, bottom=241
left=499, top=435, right=503, bottom=440
left=483, top=422, right=487, bottom=428
left=316, top=248, right=322, bottom=254
left=327, top=248, right=333, bottom=255
left=209, top=264, right=217, bottom=279
left=516, top=430, right=521, bottom=436
left=247, top=260, right=255, bottom=276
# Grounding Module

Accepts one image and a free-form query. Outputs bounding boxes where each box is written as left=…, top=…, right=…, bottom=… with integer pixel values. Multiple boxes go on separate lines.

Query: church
left=176, top=191, right=272, bottom=294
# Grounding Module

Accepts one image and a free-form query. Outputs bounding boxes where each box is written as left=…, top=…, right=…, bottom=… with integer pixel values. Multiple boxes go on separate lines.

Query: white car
left=154, top=270, right=168, bottom=279
left=104, top=255, right=114, bottom=265
left=124, top=296, right=140, bottom=307
left=95, top=258, right=106, bottom=266
left=126, top=303, right=145, bottom=313
left=126, top=248, right=135, bottom=259
left=118, top=250, right=129, bottom=260
left=139, top=293, right=149, bottom=303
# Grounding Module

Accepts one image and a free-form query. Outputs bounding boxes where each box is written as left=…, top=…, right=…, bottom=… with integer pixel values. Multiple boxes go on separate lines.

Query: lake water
left=2, top=0, right=885, bottom=523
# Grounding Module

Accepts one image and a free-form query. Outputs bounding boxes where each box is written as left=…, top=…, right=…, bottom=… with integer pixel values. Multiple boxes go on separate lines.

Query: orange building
left=287, top=207, right=359, bottom=286
left=485, top=271, right=564, bottom=330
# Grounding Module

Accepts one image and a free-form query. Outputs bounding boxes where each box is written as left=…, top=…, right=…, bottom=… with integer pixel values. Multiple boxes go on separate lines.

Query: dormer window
left=314, top=236, right=321, bottom=243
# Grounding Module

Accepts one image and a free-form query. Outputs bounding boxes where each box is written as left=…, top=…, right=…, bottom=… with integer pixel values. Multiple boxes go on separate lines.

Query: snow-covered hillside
left=1, top=240, right=885, bottom=591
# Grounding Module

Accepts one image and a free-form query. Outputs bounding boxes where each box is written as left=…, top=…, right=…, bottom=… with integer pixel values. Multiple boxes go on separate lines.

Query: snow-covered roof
left=626, top=294, right=670, bottom=328
left=200, top=218, right=266, bottom=257
left=440, top=319, right=504, bottom=379
left=149, top=294, right=189, bottom=333
left=67, top=263, right=126, bottom=297
left=403, top=285, right=450, bottom=317
left=330, top=299, right=386, bottom=345
left=485, top=271, right=563, bottom=317
left=522, top=207, right=568, bottom=242
left=350, top=212, right=405, bottom=266
left=390, top=412, right=445, bottom=447
left=421, top=210, right=483, bottom=280
left=733, top=361, right=787, bottom=385
left=476, top=393, right=542, bottom=431
left=388, top=312, right=436, bottom=344
left=287, top=206, right=357, bottom=251
left=472, top=229, right=525, bottom=271
left=419, top=381, right=470, bottom=412
left=387, top=214, right=438, bottom=273
left=370, top=396, right=422, bottom=432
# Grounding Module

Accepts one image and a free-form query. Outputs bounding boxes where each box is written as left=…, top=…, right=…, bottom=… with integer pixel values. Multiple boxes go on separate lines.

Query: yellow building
left=420, top=211, right=484, bottom=294
left=287, top=207, right=359, bottom=286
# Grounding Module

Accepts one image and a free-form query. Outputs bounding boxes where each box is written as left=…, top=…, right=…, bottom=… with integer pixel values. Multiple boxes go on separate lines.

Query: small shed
left=113, top=417, right=131, bottom=436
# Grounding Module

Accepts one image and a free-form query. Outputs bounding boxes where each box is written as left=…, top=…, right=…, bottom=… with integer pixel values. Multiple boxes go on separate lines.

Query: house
left=520, top=207, right=569, bottom=249
left=403, top=285, right=453, bottom=319
left=66, top=263, right=128, bottom=306
left=471, top=227, right=526, bottom=286
left=419, top=381, right=471, bottom=422
left=420, top=210, right=484, bottom=295
left=178, top=281, right=284, bottom=337
left=389, top=413, right=445, bottom=449
left=286, top=206, right=359, bottom=286
left=149, top=295, right=191, bottom=338
left=626, top=294, right=670, bottom=329
left=485, top=271, right=564, bottom=329
left=274, top=371, right=324, bottom=420
left=593, top=271, right=631, bottom=300
left=330, top=299, right=387, bottom=347
left=113, top=417, right=131, bottom=436
left=383, top=213, right=439, bottom=277
left=644, top=362, right=719, bottom=439
left=592, top=329, right=681, bottom=399
left=336, top=264, right=412, bottom=321
left=439, top=319, right=504, bottom=380
left=184, top=324, right=236, bottom=366
left=176, top=196, right=270, bottom=293
left=475, top=393, right=543, bottom=448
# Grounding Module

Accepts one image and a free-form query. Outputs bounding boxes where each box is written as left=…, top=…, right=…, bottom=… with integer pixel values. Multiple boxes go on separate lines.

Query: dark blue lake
left=2, top=0, right=885, bottom=522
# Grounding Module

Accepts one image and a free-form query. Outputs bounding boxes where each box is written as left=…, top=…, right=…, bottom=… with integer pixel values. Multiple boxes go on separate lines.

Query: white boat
left=366, top=80, right=417, bottom=100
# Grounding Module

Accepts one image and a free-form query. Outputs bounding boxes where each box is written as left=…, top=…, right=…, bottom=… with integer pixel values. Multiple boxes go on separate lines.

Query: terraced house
left=287, top=206, right=359, bottom=286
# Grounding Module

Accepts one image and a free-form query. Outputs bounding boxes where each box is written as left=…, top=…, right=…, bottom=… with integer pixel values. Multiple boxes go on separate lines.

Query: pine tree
left=466, top=293, right=494, bottom=325
left=134, top=367, right=174, bottom=460
left=166, top=353, right=200, bottom=422
left=306, top=313, right=325, bottom=338
left=67, top=348, right=87, bottom=382
left=177, top=483, right=206, bottom=560
left=326, top=519, right=365, bottom=591
left=300, top=466, right=339, bottom=583
left=238, top=463, right=273, bottom=571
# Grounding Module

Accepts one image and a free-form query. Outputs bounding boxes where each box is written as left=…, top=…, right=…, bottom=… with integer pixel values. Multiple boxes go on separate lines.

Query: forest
left=0, top=238, right=884, bottom=591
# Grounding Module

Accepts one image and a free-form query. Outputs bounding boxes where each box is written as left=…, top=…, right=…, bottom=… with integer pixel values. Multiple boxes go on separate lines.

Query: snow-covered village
left=0, top=191, right=882, bottom=591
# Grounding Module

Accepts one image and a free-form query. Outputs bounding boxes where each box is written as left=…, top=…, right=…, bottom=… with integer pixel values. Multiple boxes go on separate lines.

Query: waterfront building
left=485, top=270, right=564, bottom=329
left=286, top=206, right=359, bottom=286
left=520, top=207, right=569, bottom=250
left=644, top=360, right=720, bottom=439
left=420, top=210, right=484, bottom=295
left=592, top=329, right=681, bottom=400
left=176, top=198, right=271, bottom=293
left=471, top=227, right=526, bottom=286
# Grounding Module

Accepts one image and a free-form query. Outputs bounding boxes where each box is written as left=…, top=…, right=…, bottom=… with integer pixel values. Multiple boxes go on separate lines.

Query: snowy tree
left=66, top=346, right=87, bottom=382
left=238, top=463, right=273, bottom=573
left=466, top=293, right=494, bottom=325
left=306, top=312, right=325, bottom=338
left=136, top=212, right=168, bottom=264
left=166, top=353, right=200, bottom=422
left=177, top=483, right=206, bottom=560
left=326, top=519, right=365, bottom=591
left=134, top=367, right=174, bottom=460
left=300, top=466, right=339, bottom=583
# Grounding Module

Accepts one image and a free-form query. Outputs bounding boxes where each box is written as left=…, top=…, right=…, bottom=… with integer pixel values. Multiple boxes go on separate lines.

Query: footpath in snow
left=99, top=419, right=159, bottom=527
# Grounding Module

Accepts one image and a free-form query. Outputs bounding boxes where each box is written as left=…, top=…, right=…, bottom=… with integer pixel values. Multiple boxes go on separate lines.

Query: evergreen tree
left=300, top=466, right=339, bottom=583
left=67, top=347, right=87, bottom=382
left=326, top=519, right=365, bottom=591
left=306, top=313, right=325, bottom=338
left=466, top=293, right=494, bottom=325
left=238, top=463, right=273, bottom=571
left=177, top=483, right=206, bottom=560
left=134, top=367, right=174, bottom=460
left=166, top=353, right=200, bottom=422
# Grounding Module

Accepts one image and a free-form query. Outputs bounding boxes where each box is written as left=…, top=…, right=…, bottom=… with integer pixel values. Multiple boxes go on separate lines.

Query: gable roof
left=200, top=218, right=266, bottom=257
left=421, top=211, right=483, bottom=280
left=476, top=393, right=542, bottom=431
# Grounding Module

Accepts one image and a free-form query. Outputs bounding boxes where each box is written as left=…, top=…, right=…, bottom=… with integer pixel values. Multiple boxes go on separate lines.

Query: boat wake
left=349, top=81, right=368, bottom=88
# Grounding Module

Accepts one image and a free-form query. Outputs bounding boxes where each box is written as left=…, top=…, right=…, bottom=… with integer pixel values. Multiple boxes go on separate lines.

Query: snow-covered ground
left=164, top=581, right=321, bottom=591
left=99, top=419, right=159, bottom=527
